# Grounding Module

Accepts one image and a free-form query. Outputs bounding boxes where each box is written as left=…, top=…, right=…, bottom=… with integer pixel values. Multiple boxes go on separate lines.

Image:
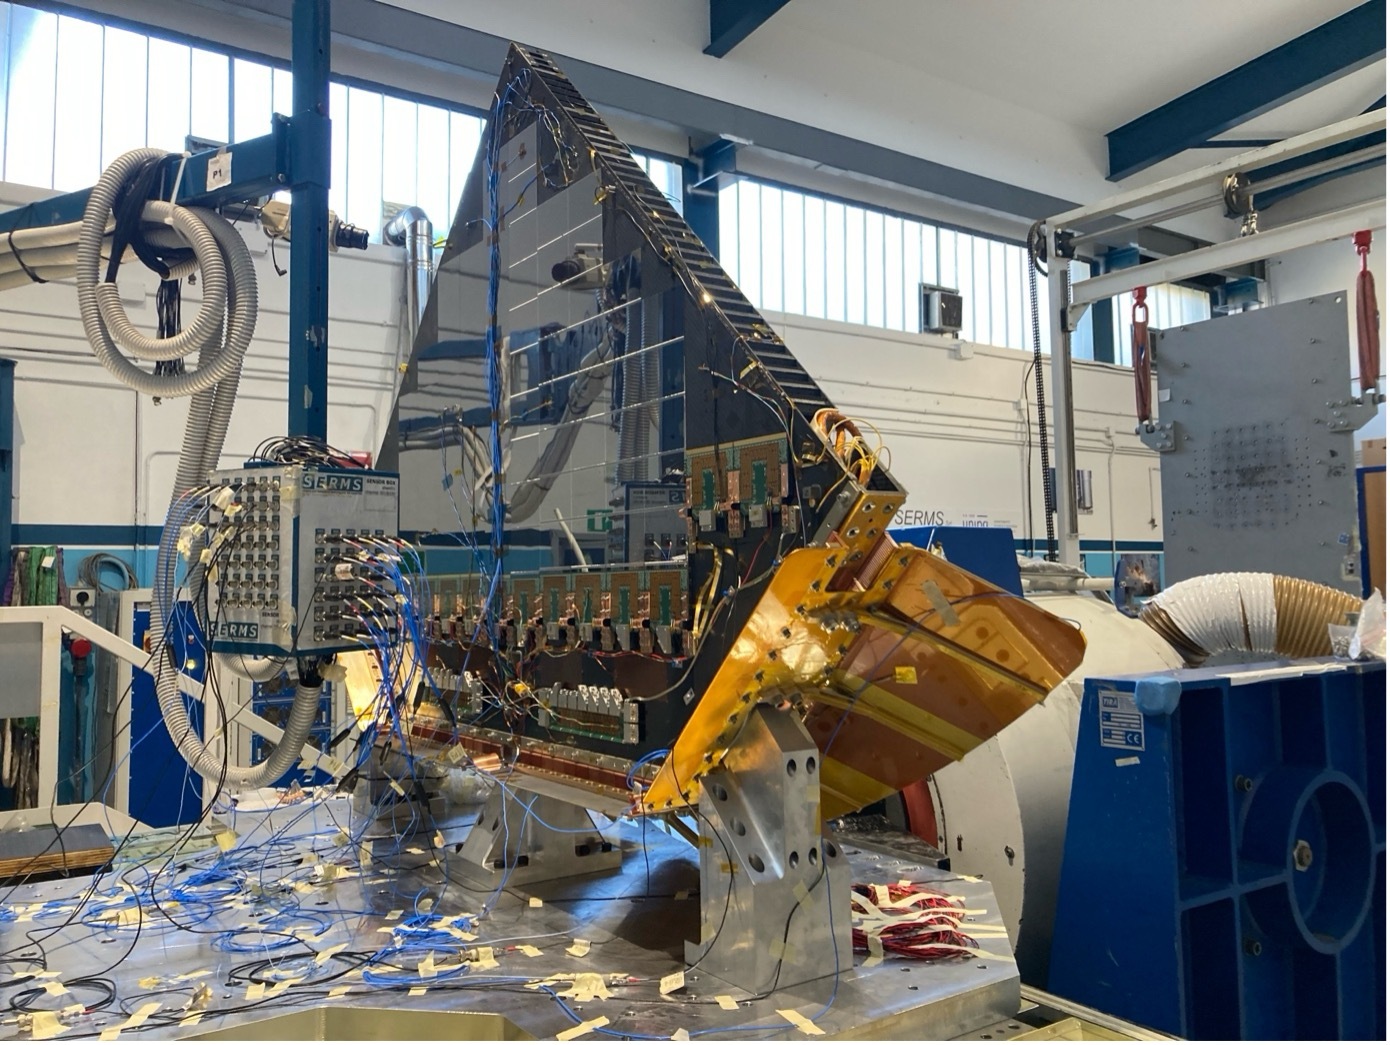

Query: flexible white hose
left=1147, top=572, right=1277, bottom=656
left=66, top=148, right=316, bottom=788
left=214, top=654, right=292, bottom=683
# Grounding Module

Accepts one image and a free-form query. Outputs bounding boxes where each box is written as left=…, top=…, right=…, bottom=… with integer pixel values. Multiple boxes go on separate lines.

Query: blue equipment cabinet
left=246, top=670, right=335, bottom=789
left=1049, top=660, right=1385, bottom=1039
left=128, top=603, right=206, bottom=828
left=889, top=525, right=1022, bottom=595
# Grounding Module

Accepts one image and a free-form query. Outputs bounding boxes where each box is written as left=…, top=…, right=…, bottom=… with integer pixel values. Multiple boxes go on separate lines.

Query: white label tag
left=207, top=150, right=232, bottom=191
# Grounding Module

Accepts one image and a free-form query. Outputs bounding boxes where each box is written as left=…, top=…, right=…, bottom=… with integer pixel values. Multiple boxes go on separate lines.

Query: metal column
left=1047, top=258, right=1081, bottom=565
left=287, top=0, right=332, bottom=439
left=0, top=359, right=14, bottom=572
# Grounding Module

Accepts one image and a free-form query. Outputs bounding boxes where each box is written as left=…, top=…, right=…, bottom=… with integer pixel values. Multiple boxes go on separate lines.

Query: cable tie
left=167, top=152, right=192, bottom=214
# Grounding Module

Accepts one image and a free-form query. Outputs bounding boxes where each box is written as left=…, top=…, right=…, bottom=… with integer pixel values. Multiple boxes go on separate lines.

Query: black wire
left=1026, top=241, right=1057, bottom=561
left=9, top=976, right=116, bottom=1014
left=1020, top=358, right=1036, bottom=556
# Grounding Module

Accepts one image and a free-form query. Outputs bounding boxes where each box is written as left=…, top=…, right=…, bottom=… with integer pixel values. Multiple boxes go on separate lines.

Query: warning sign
left=1098, top=688, right=1144, bottom=751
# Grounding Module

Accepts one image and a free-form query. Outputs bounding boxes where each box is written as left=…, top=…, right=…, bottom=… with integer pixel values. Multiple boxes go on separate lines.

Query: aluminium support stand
left=443, top=785, right=622, bottom=889
left=685, top=704, right=852, bottom=990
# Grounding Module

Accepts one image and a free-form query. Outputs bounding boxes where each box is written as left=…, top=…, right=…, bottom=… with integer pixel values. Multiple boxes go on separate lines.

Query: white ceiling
left=779, top=0, right=1374, bottom=133
left=376, top=0, right=1383, bottom=224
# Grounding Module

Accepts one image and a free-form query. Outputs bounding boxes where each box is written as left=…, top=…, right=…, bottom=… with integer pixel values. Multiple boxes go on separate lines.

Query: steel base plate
left=0, top=823, right=1017, bottom=1040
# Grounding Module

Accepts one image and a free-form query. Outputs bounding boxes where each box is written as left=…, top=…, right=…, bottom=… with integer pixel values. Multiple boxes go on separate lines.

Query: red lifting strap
left=1132, top=287, right=1152, bottom=423
left=1355, top=231, right=1380, bottom=395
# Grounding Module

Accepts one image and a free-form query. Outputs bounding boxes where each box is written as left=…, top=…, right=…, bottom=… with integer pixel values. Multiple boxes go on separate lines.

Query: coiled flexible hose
left=70, top=149, right=319, bottom=788
left=1140, top=571, right=1361, bottom=665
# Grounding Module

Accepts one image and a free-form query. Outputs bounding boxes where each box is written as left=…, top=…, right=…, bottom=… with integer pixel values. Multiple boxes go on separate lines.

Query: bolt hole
left=805, top=756, right=816, bottom=773
left=712, top=783, right=729, bottom=802
left=808, top=847, right=819, bottom=865
left=825, top=842, right=838, bottom=858
left=490, top=818, right=500, bottom=831
left=732, top=819, right=746, bottom=837
left=786, top=759, right=797, bottom=776
left=747, top=853, right=765, bottom=873
left=789, top=851, right=800, bottom=869
left=908, top=984, right=918, bottom=991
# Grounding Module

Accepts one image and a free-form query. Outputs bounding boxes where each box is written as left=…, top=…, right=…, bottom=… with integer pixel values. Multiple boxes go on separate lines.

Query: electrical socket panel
left=205, top=463, right=400, bottom=657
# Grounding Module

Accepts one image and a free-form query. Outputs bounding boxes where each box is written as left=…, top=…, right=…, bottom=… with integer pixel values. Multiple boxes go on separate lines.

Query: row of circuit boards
left=411, top=435, right=797, bottom=756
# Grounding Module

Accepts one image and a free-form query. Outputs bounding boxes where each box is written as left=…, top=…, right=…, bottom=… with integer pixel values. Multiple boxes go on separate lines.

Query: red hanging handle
left=1132, top=287, right=1153, bottom=423
left=1355, top=231, right=1380, bottom=396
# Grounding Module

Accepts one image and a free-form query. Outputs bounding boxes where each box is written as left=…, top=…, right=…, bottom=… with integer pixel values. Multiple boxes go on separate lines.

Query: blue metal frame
left=0, top=0, right=332, bottom=440
left=1051, top=660, right=1386, bottom=1039
left=0, top=359, right=13, bottom=574
left=705, top=0, right=793, bottom=57
left=1358, top=465, right=1384, bottom=598
left=1106, top=0, right=1386, bottom=180
left=287, top=0, right=332, bottom=439
left=0, top=126, right=291, bottom=233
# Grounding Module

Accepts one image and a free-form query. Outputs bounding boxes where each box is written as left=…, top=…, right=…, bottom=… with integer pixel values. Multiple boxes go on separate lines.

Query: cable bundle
left=811, top=408, right=885, bottom=485
left=850, top=882, right=979, bottom=961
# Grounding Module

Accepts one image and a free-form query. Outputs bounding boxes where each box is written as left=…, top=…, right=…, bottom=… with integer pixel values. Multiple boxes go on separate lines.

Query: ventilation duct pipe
left=384, top=206, right=433, bottom=352
left=1140, top=572, right=1361, bottom=665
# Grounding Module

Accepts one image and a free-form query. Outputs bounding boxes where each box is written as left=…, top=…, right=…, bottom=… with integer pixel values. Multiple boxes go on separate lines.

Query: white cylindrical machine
left=909, top=591, right=1183, bottom=986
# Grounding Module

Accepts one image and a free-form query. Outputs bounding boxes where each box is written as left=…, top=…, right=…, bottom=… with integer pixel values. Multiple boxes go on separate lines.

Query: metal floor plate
left=0, top=822, right=1017, bottom=1040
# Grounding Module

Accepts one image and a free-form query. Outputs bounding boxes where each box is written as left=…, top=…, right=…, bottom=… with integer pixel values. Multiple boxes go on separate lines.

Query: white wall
left=764, top=311, right=1162, bottom=554
left=0, top=192, right=1161, bottom=584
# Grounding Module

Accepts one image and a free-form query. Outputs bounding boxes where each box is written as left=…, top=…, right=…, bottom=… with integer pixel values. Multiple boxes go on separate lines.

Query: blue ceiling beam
left=705, top=0, right=794, bottom=57
left=1107, top=0, right=1386, bottom=181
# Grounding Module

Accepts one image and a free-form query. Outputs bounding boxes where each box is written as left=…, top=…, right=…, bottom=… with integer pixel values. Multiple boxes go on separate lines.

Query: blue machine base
left=1049, top=659, right=1385, bottom=1039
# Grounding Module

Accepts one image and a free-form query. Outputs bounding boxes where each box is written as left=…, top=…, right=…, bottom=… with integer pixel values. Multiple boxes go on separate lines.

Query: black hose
left=1026, top=224, right=1057, bottom=561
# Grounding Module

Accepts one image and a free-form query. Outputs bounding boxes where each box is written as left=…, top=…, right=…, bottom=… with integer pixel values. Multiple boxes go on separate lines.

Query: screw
left=1293, top=839, right=1313, bottom=871
left=1233, top=775, right=1254, bottom=793
left=1243, top=938, right=1262, bottom=957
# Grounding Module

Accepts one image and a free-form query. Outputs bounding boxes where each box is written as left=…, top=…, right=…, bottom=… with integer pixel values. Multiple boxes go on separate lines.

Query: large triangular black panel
left=382, top=44, right=905, bottom=771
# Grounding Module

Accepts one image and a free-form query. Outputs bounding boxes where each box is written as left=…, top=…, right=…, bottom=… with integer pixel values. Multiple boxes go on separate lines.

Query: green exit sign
left=585, top=508, right=613, bottom=532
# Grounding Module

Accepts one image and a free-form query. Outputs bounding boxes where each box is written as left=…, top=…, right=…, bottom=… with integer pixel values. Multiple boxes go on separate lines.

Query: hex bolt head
left=1292, top=839, right=1313, bottom=872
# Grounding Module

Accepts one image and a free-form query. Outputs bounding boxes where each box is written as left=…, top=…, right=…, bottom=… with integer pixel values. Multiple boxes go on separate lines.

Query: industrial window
left=716, top=176, right=1216, bottom=365
left=0, top=3, right=680, bottom=240
left=718, top=177, right=1041, bottom=350
left=1109, top=282, right=1211, bottom=366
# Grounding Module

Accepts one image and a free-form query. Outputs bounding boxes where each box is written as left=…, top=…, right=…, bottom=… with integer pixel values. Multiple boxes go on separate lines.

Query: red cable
left=1355, top=231, right=1380, bottom=395
left=1131, top=287, right=1152, bottom=423
left=850, top=882, right=978, bottom=961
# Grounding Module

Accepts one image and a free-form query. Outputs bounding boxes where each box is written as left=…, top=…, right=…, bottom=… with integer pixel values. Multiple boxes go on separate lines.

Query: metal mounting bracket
left=1326, top=394, right=1381, bottom=433
left=1139, top=421, right=1177, bottom=453
left=685, top=704, right=852, bottom=991
left=443, top=784, right=622, bottom=889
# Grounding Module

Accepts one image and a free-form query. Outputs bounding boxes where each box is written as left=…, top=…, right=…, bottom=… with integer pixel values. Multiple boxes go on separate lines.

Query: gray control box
left=206, top=464, right=400, bottom=656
